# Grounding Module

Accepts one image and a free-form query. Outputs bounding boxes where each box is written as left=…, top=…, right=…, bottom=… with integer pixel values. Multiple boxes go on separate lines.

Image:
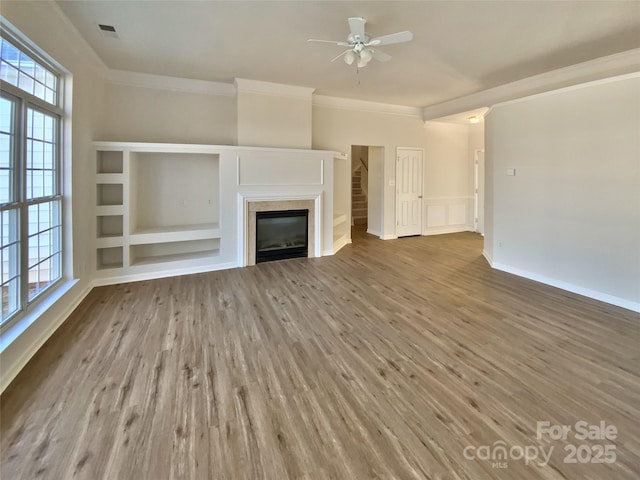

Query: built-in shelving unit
left=332, top=151, right=351, bottom=252
left=94, top=141, right=344, bottom=284
left=333, top=213, right=348, bottom=247
left=94, top=142, right=223, bottom=281
left=97, top=246, right=124, bottom=270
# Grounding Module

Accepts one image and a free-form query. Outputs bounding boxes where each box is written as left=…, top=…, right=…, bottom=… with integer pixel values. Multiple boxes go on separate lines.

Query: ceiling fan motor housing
left=348, top=33, right=371, bottom=46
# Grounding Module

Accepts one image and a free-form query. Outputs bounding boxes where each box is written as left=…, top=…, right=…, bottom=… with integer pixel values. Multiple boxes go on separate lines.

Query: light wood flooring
left=2, top=229, right=639, bottom=479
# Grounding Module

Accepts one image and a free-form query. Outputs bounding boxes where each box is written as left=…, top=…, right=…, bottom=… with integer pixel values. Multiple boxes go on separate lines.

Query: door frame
left=395, top=147, right=424, bottom=237
left=473, top=148, right=485, bottom=234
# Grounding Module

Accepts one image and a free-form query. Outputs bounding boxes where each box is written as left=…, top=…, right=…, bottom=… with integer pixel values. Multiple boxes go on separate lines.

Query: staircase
left=352, top=167, right=368, bottom=226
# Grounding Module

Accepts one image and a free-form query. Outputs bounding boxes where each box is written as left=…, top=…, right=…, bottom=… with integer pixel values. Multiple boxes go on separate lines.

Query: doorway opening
left=350, top=146, right=383, bottom=240
left=351, top=146, right=368, bottom=229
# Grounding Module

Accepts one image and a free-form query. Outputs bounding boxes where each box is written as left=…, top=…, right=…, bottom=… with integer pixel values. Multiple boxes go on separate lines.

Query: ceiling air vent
left=98, top=24, right=119, bottom=39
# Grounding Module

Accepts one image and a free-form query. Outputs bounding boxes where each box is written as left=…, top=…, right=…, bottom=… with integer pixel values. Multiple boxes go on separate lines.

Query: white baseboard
left=482, top=250, right=493, bottom=266
left=366, top=228, right=381, bottom=238
left=381, top=234, right=398, bottom=240
left=93, top=261, right=239, bottom=287
left=422, top=225, right=469, bottom=236
left=325, top=237, right=351, bottom=256
left=1, top=280, right=94, bottom=393
left=492, top=261, right=640, bottom=313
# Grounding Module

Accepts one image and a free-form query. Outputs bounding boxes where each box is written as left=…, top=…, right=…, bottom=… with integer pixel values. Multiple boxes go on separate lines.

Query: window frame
left=0, top=30, right=65, bottom=331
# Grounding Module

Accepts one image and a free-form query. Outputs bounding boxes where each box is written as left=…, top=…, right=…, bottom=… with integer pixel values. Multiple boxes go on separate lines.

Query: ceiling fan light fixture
left=359, top=48, right=373, bottom=65
left=309, top=17, right=413, bottom=69
left=344, top=50, right=356, bottom=65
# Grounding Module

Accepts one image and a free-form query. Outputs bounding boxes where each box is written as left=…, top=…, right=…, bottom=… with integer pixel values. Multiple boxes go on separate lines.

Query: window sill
left=0, top=279, right=80, bottom=353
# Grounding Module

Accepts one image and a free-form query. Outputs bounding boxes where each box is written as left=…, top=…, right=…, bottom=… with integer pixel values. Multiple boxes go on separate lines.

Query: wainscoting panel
left=448, top=204, right=466, bottom=226
left=423, top=197, right=473, bottom=235
left=426, top=205, right=446, bottom=227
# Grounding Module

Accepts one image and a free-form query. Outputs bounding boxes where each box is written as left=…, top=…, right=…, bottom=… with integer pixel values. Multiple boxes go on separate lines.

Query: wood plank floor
left=2, top=229, right=639, bottom=479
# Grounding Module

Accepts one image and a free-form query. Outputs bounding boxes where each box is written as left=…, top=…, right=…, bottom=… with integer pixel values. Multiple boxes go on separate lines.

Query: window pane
left=43, top=142, right=53, bottom=170
left=34, top=81, right=45, bottom=100
left=1, top=208, right=20, bottom=322
left=0, top=95, right=14, bottom=133
left=44, top=88, right=54, bottom=104
left=26, top=107, right=57, bottom=200
left=0, top=39, right=20, bottom=67
left=27, top=199, right=60, bottom=267
left=18, top=51, right=35, bottom=77
left=0, top=37, right=57, bottom=105
left=18, top=71, right=34, bottom=95
left=2, top=276, right=20, bottom=319
left=0, top=96, right=15, bottom=205
left=0, top=61, right=19, bottom=85
left=27, top=201, right=61, bottom=301
left=34, top=63, right=46, bottom=83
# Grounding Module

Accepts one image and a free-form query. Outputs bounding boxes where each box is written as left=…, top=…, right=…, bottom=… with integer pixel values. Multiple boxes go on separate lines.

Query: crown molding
left=107, top=70, right=236, bottom=96
left=234, top=78, right=315, bottom=99
left=313, top=95, right=422, bottom=118
left=493, top=71, right=640, bottom=109
left=422, top=48, right=640, bottom=121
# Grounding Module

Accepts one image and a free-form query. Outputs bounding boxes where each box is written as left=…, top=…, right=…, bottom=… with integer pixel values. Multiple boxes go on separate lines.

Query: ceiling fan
left=308, top=17, right=413, bottom=68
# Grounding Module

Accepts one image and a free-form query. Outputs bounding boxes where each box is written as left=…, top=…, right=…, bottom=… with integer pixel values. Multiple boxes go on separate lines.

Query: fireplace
left=255, top=209, right=309, bottom=263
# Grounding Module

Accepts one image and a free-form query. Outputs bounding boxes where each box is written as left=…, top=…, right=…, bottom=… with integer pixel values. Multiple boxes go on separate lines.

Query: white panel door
left=396, top=148, right=423, bottom=237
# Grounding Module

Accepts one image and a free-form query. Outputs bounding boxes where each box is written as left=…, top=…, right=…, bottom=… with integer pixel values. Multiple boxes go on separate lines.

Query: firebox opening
left=255, top=209, right=309, bottom=263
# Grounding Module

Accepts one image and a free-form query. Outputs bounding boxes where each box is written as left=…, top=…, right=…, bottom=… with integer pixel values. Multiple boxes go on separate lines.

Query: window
left=1, top=33, right=63, bottom=327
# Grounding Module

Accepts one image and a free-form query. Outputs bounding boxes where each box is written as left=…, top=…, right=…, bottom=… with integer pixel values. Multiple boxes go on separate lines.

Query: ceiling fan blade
left=371, top=49, right=392, bottom=62
left=368, top=31, right=413, bottom=46
left=308, top=39, right=350, bottom=46
left=348, top=17, right=366, bottom=41
left=330, top=49, right=351, bottom=62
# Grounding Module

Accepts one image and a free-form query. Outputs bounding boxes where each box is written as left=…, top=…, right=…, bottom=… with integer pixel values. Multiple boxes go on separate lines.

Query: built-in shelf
left=129, top=223, right=220, bottom=245
left=97, top=246, right=123, bottom=270
left=130, top=249, right=220, bottom=267
left=97, top=215, right=124, bottom=238
left=130, top=238, right=220, bottom=266
left=333, top=213, right=347, bottom=227
left=96, top=205, right=124, bottom=216
left=97, top=184, right=123, bottom=206
left=96, top=237, right=124, bottom=249
left=96, top=173, right=124, bottom=184
left=97, top=150, right=123, bottom=174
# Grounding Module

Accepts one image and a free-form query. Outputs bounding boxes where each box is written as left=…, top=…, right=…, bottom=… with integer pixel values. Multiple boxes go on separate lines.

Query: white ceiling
left=56, top=1, right=640, bottom=108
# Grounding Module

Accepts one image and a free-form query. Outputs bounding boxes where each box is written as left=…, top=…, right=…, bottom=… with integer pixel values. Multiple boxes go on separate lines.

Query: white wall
left=101, top=83, right=236, bottom=144
left=367, top=147, right=384, bottom=236
left=237, top=92, right=312, bottom=149
left=485, top=73, right=640, bottom=310
left=0, top=1, right=105, bottom=391
left=423, top=122, right=474, bottom=235
left=312, top=104, right=427, bottom=238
